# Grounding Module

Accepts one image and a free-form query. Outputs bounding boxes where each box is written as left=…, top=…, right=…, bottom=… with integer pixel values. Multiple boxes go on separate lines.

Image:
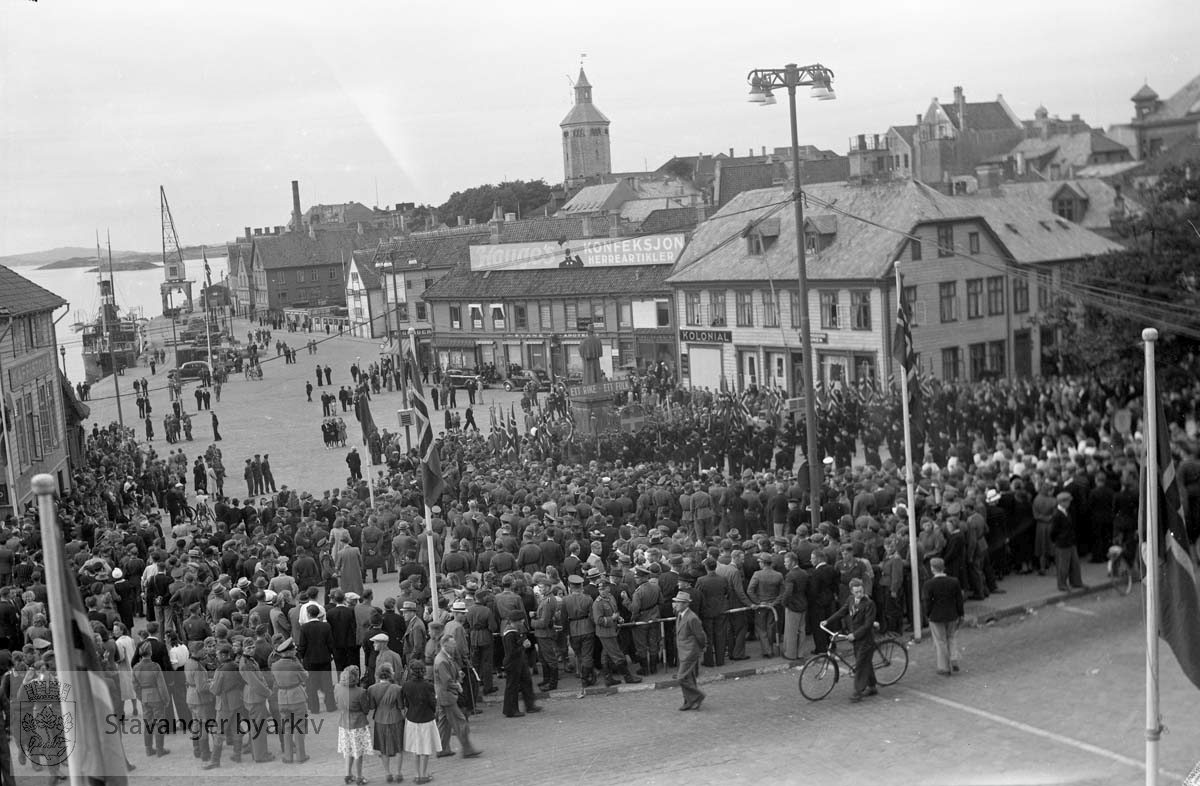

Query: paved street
left=82, top=316, right=528, bottom=499
left=11, top=589, right=1196, bottom=786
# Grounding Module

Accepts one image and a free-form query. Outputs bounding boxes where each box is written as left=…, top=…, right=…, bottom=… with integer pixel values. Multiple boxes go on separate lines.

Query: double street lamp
left=747, top=63, right=835, bottom=532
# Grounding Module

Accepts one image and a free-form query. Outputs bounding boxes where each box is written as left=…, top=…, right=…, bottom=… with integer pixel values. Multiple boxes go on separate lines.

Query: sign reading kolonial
left=679, top=328, right=732, bottom=344
left=470, top=234, right=685, bottom=271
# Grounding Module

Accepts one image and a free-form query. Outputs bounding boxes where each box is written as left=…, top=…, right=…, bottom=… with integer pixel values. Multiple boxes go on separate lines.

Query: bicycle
left=798, top=622, right=909, bottom=701
left=1107, top=545, right=1135, bottom=596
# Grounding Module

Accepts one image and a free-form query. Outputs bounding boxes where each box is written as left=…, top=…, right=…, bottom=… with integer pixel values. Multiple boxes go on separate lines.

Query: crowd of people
left=0, top=355, right=1198, bottom=782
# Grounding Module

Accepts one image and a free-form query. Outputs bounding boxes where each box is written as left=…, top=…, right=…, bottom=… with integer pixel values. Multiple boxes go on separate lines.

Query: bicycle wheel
left=1113, top=560, right=1133, bottom=596
left=872, top=639, right=909, bottom=686
left=798, top=655, right=839, bottom=701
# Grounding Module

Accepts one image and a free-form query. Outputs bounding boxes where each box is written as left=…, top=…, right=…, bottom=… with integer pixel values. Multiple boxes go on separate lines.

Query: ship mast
left=106, top=231, right=124, bottom=427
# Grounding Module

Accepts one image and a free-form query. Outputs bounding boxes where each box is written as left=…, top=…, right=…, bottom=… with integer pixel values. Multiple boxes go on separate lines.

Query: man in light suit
left=433, top=639, right=482, bottom=759
left=673, top=591, right=708, bottom=711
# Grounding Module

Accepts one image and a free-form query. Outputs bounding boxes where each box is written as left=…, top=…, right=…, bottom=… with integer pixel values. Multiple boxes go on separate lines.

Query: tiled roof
left=714, top=161, right=786, bottom=207
left=349, top=259, right=382, bottom=289
left=798, top=156, right=851, bottom=185
left=352, top=229, right=489, bottom=272
left=1132, top=84, right=1159, bottom=101
left=667, top=180, right=1122, bottom=287
left=253, top=228, right=391, bottom=271
left=891, top=125, right=918, bottom=146
left=560, top=103, right=609, bottom=126
left=0, top=264, right=67, bottom=315
left=945, top=102, right=1021, bottom=131
left=638, top=207, right=705, bottom=234
left=558, top=182, right=627, bottom=214
left=620, top=197, right=698, bottom=223
left=988, top=179, right=1141, bottom=232
left=1008, top=131, right=1131, bottom=170
left=494, top=215, right=612, bottom=243
left=1142, top=72, right=1200, bottom=122
left=422, top=263, right=672, bottom=300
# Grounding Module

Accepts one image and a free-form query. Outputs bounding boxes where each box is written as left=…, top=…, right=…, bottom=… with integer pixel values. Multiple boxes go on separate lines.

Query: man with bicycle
left=823, top=577, right=878, bottom=703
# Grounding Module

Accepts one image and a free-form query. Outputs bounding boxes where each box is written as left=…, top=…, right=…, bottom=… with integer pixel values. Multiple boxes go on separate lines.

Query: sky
left=1, top=0, right=1197, bottom=257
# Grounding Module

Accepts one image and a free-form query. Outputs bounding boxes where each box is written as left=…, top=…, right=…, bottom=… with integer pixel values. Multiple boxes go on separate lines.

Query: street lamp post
left=747, top=62, right=835, bottom=533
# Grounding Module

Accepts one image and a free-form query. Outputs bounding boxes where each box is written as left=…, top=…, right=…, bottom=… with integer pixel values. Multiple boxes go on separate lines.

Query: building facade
left=0, top=266, right=71, bottom=516
left=667, top=181, right=1122, bottom=394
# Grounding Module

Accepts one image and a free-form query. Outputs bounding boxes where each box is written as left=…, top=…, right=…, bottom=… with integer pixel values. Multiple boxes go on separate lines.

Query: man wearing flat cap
left=1050, top=491, right=1086, bottom=592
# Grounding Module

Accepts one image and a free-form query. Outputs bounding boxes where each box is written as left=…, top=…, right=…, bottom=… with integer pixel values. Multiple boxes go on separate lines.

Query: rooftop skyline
left=1, top=0, right=1196, bottom=256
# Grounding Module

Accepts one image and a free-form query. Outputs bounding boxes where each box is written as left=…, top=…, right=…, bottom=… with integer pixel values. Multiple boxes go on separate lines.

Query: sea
left=15, top=256, right=229, bottom=384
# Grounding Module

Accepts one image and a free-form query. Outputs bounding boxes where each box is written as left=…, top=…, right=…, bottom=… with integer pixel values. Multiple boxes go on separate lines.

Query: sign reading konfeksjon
left=469, top=234, right=685, bottom=271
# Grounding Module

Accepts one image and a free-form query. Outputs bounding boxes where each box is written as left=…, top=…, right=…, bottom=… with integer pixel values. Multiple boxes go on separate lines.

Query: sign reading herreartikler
left=469, top=233, right=685, bottom=271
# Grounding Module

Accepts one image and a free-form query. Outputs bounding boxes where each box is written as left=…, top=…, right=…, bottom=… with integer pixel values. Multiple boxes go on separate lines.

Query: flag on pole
left=892, top=288, right=924, bottom=456
left=1153, top=381, right=1200, bottom=689
left=355, top=394, right=378, bottom=445
left=203, top=249, right=213, bottom=289
left=405, top=352, right=445, bottom=508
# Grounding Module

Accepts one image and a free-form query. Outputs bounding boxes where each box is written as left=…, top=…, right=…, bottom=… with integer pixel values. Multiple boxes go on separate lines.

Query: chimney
left=761, top=146, right=767, bottom=156
left=749, top=148, right=753, bottom=157
left=254, top=228, right=262, bottom=236
left=308, top=223, right=316, bottom=239
left=399, top=215, right=407, bottom=233
left=581, top=215, right=592, bottom=237
left=356, top=221, right=364, bottom=235
left=291, top=180, right=302, bottom=232
left=504, top=212, right=516, bottom=222
left=469, top=218, right=477, bottom=225
left=608, top=209, right=622, bottom=238
left=729, top=147, right=734, bottom=157
left=244, top=226, right=252, bottom=241
left=916, top=114, right=922, bottom=127
left=1071, top=113, right=1080, bottom=122
left=457, top=215, right=464, bottom=227
left=954, top=86, right=965, bottom=130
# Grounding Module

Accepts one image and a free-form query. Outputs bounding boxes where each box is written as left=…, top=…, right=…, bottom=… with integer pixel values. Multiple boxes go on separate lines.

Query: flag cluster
left=1153, top=380, right=1200, bottom=689
left=405, top=352, right=445, bottom=509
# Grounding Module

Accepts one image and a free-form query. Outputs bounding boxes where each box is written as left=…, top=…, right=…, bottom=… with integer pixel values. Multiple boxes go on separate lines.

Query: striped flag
left=405, top=352, right=445, bottom=508
left=354, top=393, right=378, bottom=445
left=508, top=404, right=520, bottom=452
left=39, top=542, right=130, bottom=783
left=1153, top=380, right=1200, bottom=689
left=892, top=287, right=924, bottom=456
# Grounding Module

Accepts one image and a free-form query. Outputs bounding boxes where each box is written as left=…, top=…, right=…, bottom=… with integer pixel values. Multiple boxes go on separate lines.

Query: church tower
left=560, top=68, right=611, bottom=185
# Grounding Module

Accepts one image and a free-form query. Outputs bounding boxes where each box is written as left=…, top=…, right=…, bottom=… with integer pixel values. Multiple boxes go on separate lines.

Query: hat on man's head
left=370, top=633, right=390, bottom=643
left=567, top=575, right=584, bottom=585
left=400, top=601, right=419, bottom=612
left=111, top=568, right=123, bottom=580
left=344, top=592, right=359, bottom=601
left=451, top=601, right=468, bottom=613
left=275, top=637, right=295, bottom=653
left=672, top=591, right=693, bottom=605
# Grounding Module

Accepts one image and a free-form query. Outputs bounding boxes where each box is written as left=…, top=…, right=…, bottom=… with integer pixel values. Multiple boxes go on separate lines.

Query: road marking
left=905, top=688, right=1186, bottom=782
left=1058, top=605, right=1099, bottom=617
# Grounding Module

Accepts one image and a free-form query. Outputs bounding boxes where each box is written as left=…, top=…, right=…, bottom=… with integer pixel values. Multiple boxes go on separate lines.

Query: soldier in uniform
left=562, top=575, right=595, bottom=687
left=531, top=582, right=563, bottom=690
left=591, top=578, right=640, bottom=687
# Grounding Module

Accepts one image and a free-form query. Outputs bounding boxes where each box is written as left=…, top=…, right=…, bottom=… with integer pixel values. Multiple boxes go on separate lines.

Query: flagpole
left=32, top=474, right=86, bottom=786
left=1142, top=327, right=1161, bottom=786
left=426, top=508, right=440, bottom=623
left=895, top=261, right=922, bottom=642
left=203, top=250, right=215, bottom=383
left=365, top=433, right=376, bottom=509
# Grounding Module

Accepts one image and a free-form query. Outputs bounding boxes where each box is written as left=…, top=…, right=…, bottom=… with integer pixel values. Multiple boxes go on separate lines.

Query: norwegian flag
left=405, top=352, right=445, bottom=508
left=892, top=281, right=924, bottom=461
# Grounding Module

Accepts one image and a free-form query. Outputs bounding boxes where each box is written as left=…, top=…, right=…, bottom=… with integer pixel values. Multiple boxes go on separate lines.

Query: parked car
left=504, top=368, right=551, bottom=392
left=176, top=360, right=209, bottom=381
left=443, top=367, right=485, bottom=389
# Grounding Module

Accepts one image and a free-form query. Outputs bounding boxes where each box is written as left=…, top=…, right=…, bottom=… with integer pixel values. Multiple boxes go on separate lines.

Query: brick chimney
left=291, top=180, right=302, bottom=232
left=244, top=226, right=252, bottom=242
left=954, top=86, right=965, bottom=130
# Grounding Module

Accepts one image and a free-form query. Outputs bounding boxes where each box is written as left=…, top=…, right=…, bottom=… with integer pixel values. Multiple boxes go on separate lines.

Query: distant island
left=39, top=256, right=160, bottom=271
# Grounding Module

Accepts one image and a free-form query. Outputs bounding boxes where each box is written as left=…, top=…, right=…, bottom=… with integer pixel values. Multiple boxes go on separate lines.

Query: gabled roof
left=0, top=264, right=67, bottom=316
left=890, top=125, right=918, bottom=147
left=620, top=197, right=699, bottom=223
left=943, top=101, right=1022, bottom=131
left=668, top=180, right=1122, bottom=287
left=1132, top=83, right=1159, bottom=101
left=1141, top=73, right=1200, bottom=122
left=252, top=228, right=390, bottom=271
left=347, top=258, right=382, bottom=289
left=1008, top=131, right=1131, bottom=170
left=558, top=181, right=635, bottom=214
left=638, top=207, right=705, bottom=235
left=988, top=179, right=1141, bottom=233
left=422, top=264, right=672, bottom=300
left=714, top=161, right=787, bottom=207
left=492, top=215, right=613, bottom=243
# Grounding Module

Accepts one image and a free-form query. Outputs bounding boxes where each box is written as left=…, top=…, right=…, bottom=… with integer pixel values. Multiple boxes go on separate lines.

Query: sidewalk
left=490, top=559, right=1120, bottom=704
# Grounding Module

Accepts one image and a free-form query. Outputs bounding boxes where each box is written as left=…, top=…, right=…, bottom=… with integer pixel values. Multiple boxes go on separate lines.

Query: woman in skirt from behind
left=336, top=665, right=372, bottom=784
left=399, top=661, right=440, bottom=784
left=369, top=664, right=405, bottom=782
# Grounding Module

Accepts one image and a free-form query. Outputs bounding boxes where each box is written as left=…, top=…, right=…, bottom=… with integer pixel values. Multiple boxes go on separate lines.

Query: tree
left=435, top=180, right=554, bottom=226
left=1034, top=162, right=1200, bottom=384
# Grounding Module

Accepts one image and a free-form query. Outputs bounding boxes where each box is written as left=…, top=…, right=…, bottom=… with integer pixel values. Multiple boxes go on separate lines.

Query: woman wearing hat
left=400, top=661, right=441, bottom=784
left=336, top=665, right=371, bottom=784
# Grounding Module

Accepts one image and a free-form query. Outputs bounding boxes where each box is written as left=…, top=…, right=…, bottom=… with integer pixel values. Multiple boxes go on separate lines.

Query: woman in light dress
left=113, top=621, right=139, bottom=717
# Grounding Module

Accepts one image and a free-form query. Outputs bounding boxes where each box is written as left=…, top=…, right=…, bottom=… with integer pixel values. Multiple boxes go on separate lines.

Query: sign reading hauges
left=469, top=233, right=685, bottom=271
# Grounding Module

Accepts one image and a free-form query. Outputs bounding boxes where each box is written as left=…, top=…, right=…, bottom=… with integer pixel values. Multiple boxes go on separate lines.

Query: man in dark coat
left=326, top=590, right=358, bottom=674
left=806, top=549, right=837, bottom=655
left=1050, top=492, right=1085, bottom=592
left=692, top=559, right=729, bottom=668
left=920, top=557, right=964, bottom=675
left=824, top=578, right=877, bottom=702
left=295, top=605, right=337, bottom=713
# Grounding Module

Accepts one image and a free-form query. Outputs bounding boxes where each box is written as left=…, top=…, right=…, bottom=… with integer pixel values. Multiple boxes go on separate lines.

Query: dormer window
left=1054, top=197, right=1076, bottom=222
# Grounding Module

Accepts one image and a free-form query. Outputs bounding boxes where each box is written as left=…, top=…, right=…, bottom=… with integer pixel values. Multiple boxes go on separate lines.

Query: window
left=278, top=290, right=287, bottom=303
left=565, top=302, right=578, bottom=328
left=618, top=301, right=632, bottom=327
left=514, top=305, right=528, bottom=329
left=491, top=304, right=506, bottom=330
left=655, top=299, right=671, bottom=328
left=969, top=342, right=987, bottom=380
left=987, top=340, right=1006, bottom=375
left=539, top=304, right=552, bottom=330
left=329, top=267, right=338, bottom=280
left=762, top=290, right=779, bottom=327
left=424, top=278, right=433, bottom=291
left=735, top=291, right=753, bottom=327
left=969, top=232, right=980, bottom=254
left=805, top=233, right=818, bottom=254
left=354, top=305, right=363, bottom=319
left=851, top=291, right=871, bottom=330
left=396, top=302, right=409, bottom=321
left=937, top=225, right=954, bottom=257
left=469, top=304, right=484, bottom=329
left=38, top=383, right=57, bottom=451
left=1054, top=198, right=1075, bottom=222
left=789, top=290, right=802, bottom=329
left=686, top=292, right=702, bottom=326
left=23, top=392, right=40, bottom=462
left=449, top=305, right=462, bottom=329
left=407, top=279, right=414, bottom=289
left=297, top=270, right=306, bottom=283
left=901, top=285, right=918, bottom=319
left=903, top=153, right=909, bottom=169
left=966, top=279, right=983, bottom=319
left=709, top=291, right=727, bottom=326
left=592, top=301, right=606, bottom=328
left=748, top=234, right=765, bottom=255
left=1013, top=276, right=1029, bottom=314
left=939, top=282, right=958, bottom=323
left=1037, top=270, right=1053, bottom=309
left=986, top=276, right=1005, bottom=315
left=911, top=238, right=922, bottom=261
left=819, top=291, right=840, bottom=329
left=416, top=302, right=427, bottom=321
left=619, top=340, right=634, bottom=366
left=941, top=347, right=961, bottom=381
left=350, top=272, right=359, bottom=284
